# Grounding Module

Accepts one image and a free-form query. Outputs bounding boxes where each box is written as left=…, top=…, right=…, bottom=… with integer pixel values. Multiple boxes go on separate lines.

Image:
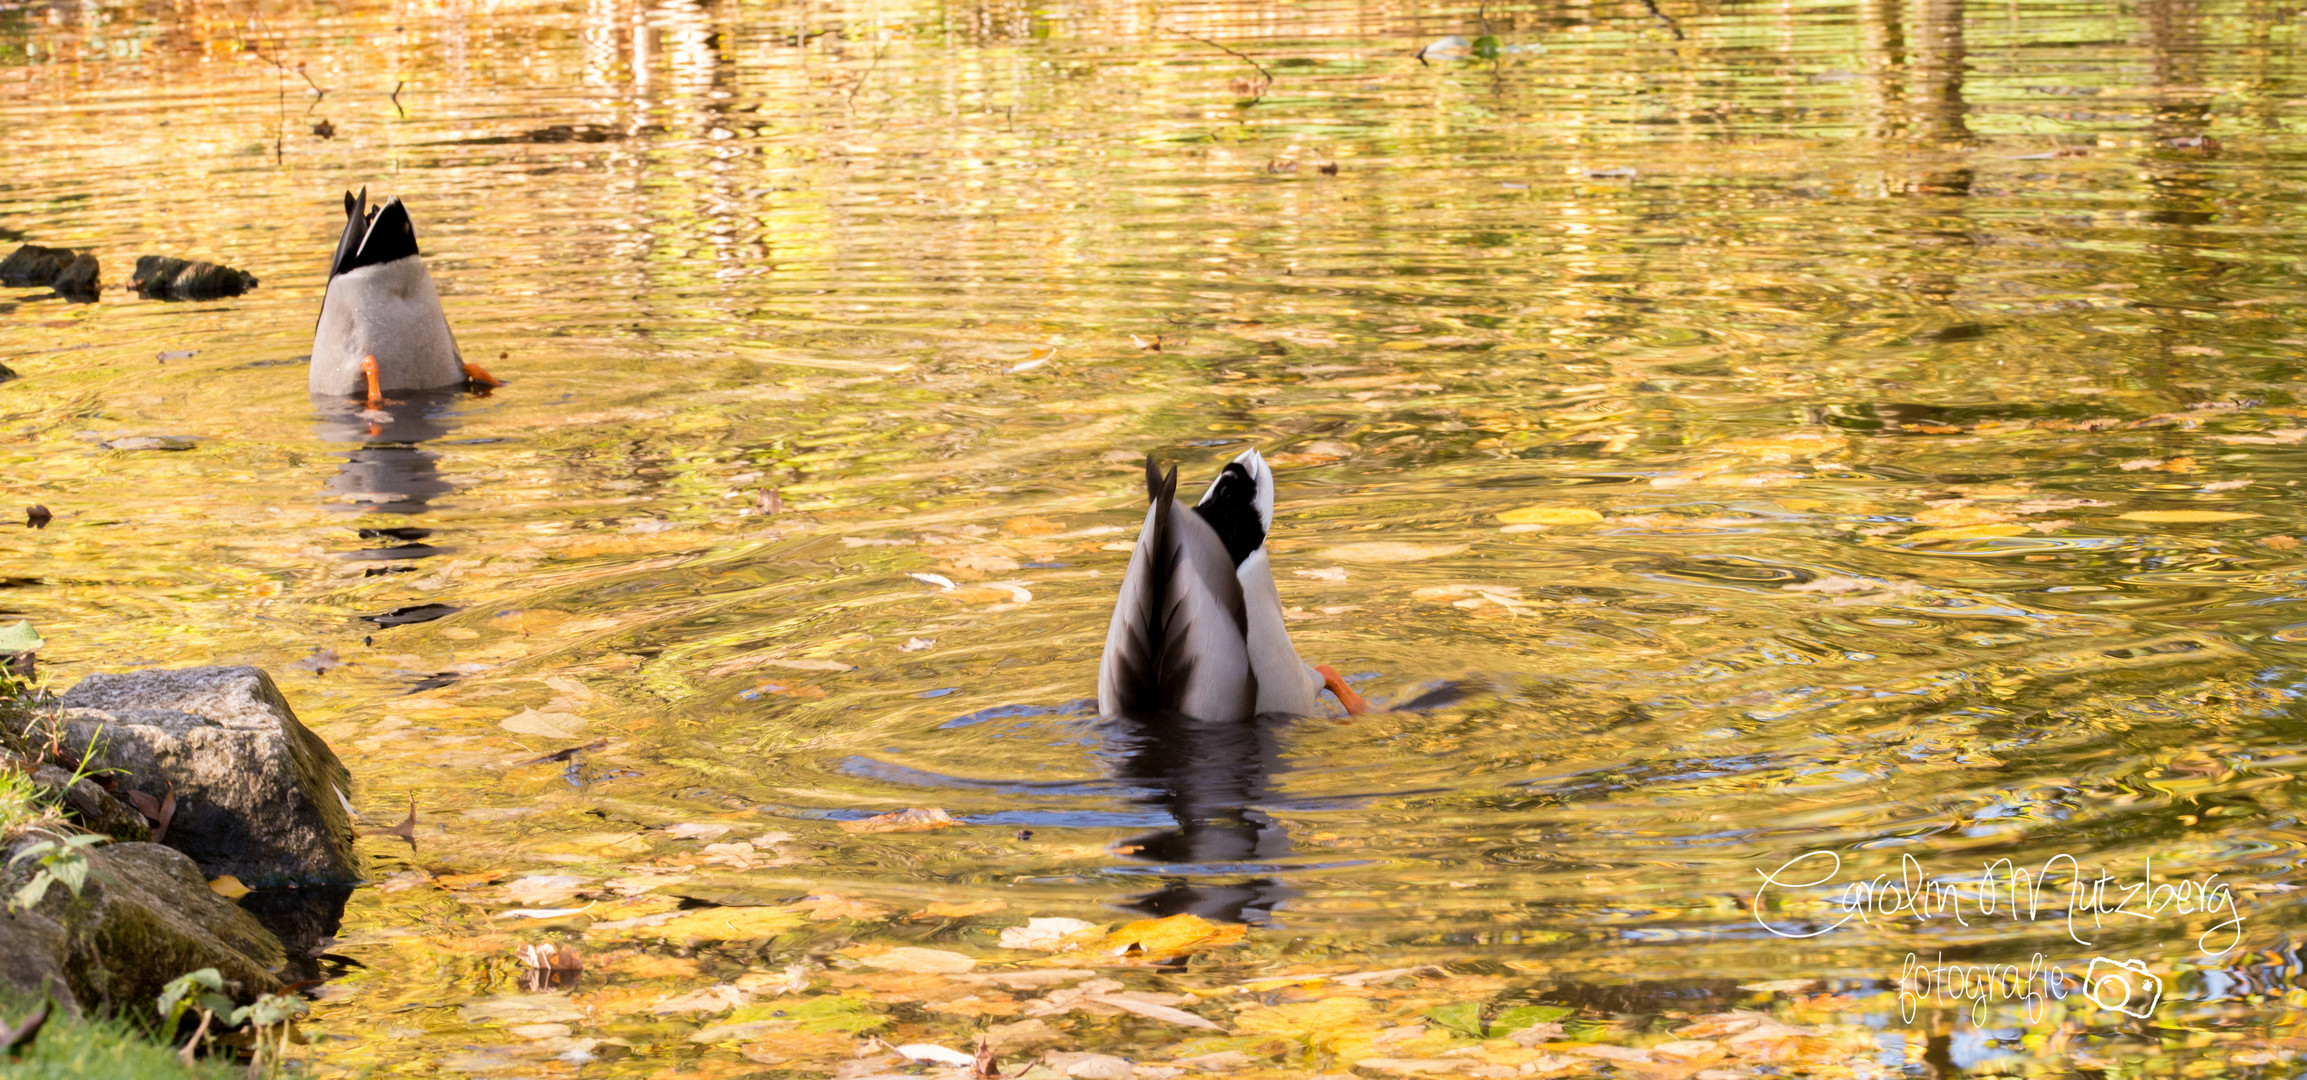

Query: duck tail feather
left=328, top=187, right=369, bottom=280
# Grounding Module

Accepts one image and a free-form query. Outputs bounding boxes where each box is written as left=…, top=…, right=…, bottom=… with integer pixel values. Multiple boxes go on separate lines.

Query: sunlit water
left=4, top=0, right=2307, bottom=1072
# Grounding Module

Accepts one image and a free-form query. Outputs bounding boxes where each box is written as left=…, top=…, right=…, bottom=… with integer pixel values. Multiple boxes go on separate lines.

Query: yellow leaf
left=1912, top=505, right=2012, bottom=527
left=649, top=906, right=808, bottom=942
left=208, top=875, right=250, bottom=899
left=858, top=947, right=976, bottom=974
left=2118, top=510, right=2258, bottom=523
left=1003, top=517, right=1065, bottom=536
left=1101, top=913, right=1245, bottom=957
left=1496, top=507, right=1603, bottom=526
left=910, top=899, right=1008, bottom=920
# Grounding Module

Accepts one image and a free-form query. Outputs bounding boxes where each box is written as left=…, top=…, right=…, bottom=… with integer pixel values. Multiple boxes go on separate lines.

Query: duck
left=1098, top=448, right=1368, bottom=723
left=311, top=187, right=501, bottom=408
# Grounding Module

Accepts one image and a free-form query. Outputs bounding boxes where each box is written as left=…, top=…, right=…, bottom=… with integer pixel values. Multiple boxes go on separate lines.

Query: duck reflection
left=1109, top=710, right=1296, bottom=925
left=313, top=389, right=463, bottom=517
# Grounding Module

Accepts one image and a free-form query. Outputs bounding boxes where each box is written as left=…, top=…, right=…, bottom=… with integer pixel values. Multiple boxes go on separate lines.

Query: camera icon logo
left=2084, top=958, right=2162, bottom=1018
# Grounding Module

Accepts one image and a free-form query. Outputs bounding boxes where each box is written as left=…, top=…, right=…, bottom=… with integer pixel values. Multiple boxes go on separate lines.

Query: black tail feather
left=328, top=186, right=368, bottom=281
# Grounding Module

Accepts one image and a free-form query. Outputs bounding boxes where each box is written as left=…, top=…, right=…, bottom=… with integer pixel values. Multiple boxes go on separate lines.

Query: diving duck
left=311, top=188, right=500, bottom=407
left=1098, top=449, right=1367, bottom=723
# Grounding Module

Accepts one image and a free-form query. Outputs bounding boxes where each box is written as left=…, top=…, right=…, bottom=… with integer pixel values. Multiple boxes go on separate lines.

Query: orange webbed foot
left=360, top=355, right=400, bottom=410
left=1315, top=663, right=1368, bottom=716
left=462, top=361, right=505, bottom=394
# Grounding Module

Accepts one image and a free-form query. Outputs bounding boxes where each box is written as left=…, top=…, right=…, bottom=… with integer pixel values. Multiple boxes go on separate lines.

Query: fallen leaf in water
left=1912, top=503, right=2012, bottom=527
left=735, top=964, right=813, bottom=995
left=645, top=906, right=807, bottom=941
left=2118, top=509, right=2258, bottom=522
left=1102, top=913, right=1244, bottom=958
left=1004, top=517, right=1065, bottom=536
left=516, top=942, right=584, bottom=985
left=998, top=918, right=1103, bottom=951
left=795, top=894, right=889, bottom=921
left=502, top=875, right=589, bottom=906
left=653, top=985, right=751, bottom=1015
left=208, top=875, right=250, bottom=899
left=1318, top=542, right=1469, bottom=564
left=862, top=947, right=977, bottom=974
left=665, top=822, right=736, bottom=841
left=842, top=807, right=959, bottom=834
left=501, top=709, right=586, bottom=738
left=24, top=505, right=50, bottom=529
left=911, top=898, right=1008, bottom=919
left=1087, top=993, right=1224, bottom=1031
left=1496, top=506, right=1603, bottom=525
left=434, top=871, right=500, bottom=890
left=2261, top=535, right=2301, bottom=549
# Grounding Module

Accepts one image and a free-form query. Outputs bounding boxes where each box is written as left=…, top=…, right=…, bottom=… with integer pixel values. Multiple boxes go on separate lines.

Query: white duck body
left=1098, top=448, right=1327, bottom=722
left=310, top=190, right=463, bottom=397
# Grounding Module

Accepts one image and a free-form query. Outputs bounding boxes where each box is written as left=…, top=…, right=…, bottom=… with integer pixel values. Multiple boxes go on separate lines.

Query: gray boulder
left=58, top=667, right=357, bottom=888
left=0, top=839, right=283, bottom=1014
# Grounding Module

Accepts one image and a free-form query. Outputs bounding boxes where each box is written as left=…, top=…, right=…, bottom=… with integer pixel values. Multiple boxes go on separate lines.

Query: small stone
left=0, top=244, right=75, bottom=287
left=130, top=255, right=260, bottom=301
left=25, top=505, right=49, bottom=529
left=49, top=253, right=99, bottom=300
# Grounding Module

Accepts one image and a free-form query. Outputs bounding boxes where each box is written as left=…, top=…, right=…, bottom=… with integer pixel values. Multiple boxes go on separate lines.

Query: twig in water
left=1637, top=0, right=1687, bottom=40
left=391, top=79, right=406, bottom=118
left=846, top=40, right=887, bottom=110
left=1171, top=28, right=1271, bottom=105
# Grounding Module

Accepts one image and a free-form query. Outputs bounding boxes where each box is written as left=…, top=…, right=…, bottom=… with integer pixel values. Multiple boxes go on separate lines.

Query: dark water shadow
left=312, top=389, right=466, bottom=518
left=238, top=885, right=354, bottom=984
left=1106, top=708, right=1295, bottom=925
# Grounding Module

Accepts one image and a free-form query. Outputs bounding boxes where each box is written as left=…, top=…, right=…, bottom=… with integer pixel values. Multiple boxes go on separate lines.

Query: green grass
left=0, top=987, right=232, bottom=1080
left=0, top=765, right=49, bottom=834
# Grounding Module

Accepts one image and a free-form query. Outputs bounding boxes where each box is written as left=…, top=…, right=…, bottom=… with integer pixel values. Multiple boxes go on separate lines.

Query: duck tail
left=1099, top=457, right=1256, bottom=721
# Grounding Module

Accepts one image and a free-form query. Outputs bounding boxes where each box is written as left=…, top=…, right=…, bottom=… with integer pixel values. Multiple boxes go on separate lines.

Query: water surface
left=4, top=0, right=2307, bottom=1072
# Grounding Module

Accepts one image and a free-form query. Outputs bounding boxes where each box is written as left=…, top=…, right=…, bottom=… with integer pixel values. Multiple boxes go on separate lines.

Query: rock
left=49, top=253, right=99, bottom=301
left=0, top=840, right=284, bottom=1014
left=57, top=666, right=358, bottom=887
left=28, top=765, right=149, bottom=842
left=0, top=244, right=75, bottom=287
left=130, top=255, right=259, bottom=301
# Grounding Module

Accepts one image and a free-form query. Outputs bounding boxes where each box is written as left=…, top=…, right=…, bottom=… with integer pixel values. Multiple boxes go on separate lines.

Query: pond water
left=3, top=0, right=2306, bottom=1073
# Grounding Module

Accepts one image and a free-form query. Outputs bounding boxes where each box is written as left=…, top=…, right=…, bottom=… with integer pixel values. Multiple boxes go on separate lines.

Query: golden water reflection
left=4, top=0, right=2307, bottom=1071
